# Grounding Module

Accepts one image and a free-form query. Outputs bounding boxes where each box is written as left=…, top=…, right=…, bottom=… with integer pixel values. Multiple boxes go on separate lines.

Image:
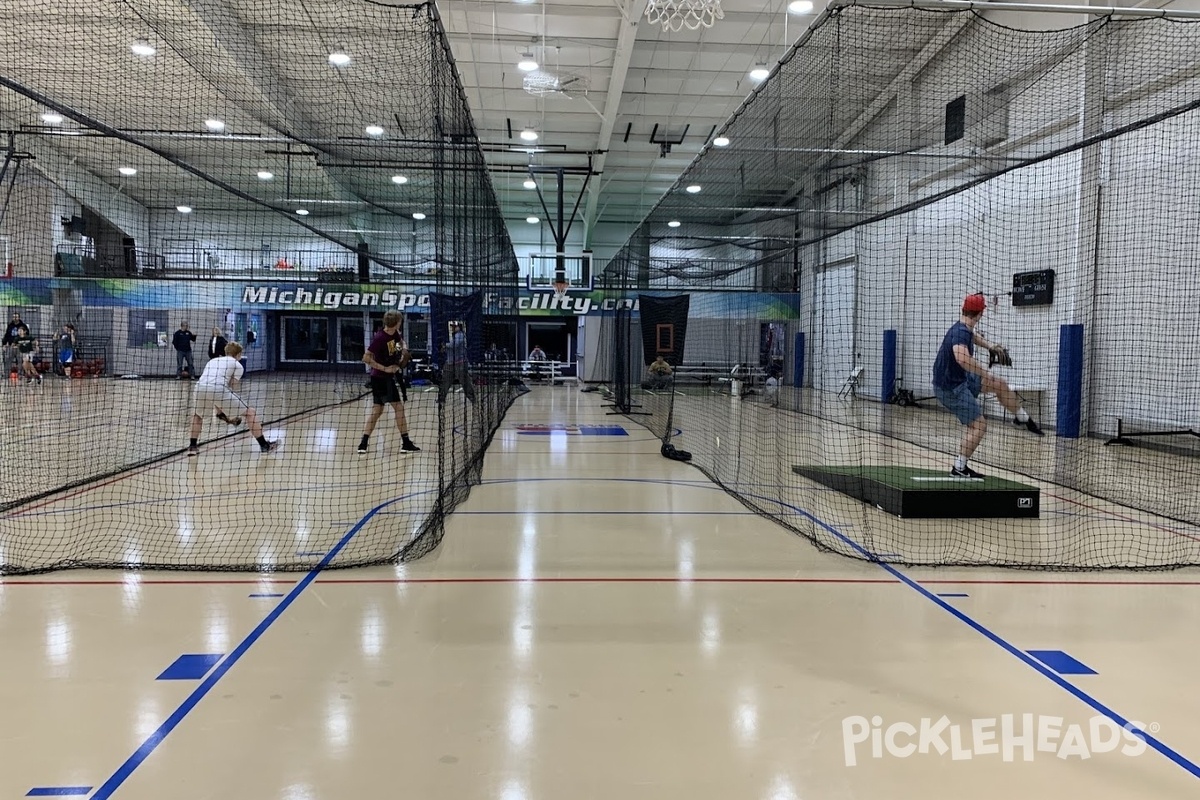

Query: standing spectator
left=58, top=324, right=77, bottom=378
left=438, top=321, right=475, bottom=404
left=207, top=326, right=228, bottom=360
left=173, top=321, right=197, bottom=379
left=3, top=311, right=26, bottom=377
left=16, top=326, right=40, bottom=384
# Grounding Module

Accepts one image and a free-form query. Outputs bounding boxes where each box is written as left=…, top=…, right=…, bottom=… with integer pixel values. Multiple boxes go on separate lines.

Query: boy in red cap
left=932, top=292, right=1043, bottom=479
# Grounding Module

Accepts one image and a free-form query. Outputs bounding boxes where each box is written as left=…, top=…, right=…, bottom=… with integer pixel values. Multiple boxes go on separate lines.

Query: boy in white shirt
left=187, top=342, right=275, bottom=456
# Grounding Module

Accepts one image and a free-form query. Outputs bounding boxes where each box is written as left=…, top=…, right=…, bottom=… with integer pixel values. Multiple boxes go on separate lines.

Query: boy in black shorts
left=358, top=310, right=420, bottom=455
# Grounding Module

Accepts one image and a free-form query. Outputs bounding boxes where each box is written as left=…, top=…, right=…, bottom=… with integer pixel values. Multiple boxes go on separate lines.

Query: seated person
left=527, top=345, right=547, bottom=381
left=646, top=355, right=673, bottom=389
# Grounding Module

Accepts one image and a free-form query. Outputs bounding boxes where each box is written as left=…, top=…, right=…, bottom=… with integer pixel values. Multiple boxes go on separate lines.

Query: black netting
left=0, top=0, right=520, bottom=573
left=596, top=5, right=1200, bottom=569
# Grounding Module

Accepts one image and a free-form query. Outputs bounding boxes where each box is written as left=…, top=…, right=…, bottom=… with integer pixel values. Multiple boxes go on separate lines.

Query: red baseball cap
left=962, top=293, right=986, bottom=314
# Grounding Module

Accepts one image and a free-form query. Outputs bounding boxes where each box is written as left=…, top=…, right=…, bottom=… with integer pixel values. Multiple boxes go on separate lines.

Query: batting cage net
left=596, top=3, right=1200, bottom=569
left=0, top=0, right=521, bottom=574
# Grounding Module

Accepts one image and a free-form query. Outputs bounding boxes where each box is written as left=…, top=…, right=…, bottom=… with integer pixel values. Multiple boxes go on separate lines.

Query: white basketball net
left=644, top=0, right=724, bottom=32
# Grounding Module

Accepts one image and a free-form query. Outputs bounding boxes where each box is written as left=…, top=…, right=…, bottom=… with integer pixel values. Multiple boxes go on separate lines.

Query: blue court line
left=26, top=788, right=91, bottom=797
left=1028, top=649, right=1098, bottom=675
left=67, top=475, right=1200, bottom=795
left=84, top=490, right=424, bottom=800
left=157, top=654, right=224, bottom=681
left=733, top=486, right=1200, bottom=780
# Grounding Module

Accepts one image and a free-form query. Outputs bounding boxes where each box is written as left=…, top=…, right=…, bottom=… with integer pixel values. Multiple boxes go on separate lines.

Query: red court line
left=6, top=576, right=1200, bottom=586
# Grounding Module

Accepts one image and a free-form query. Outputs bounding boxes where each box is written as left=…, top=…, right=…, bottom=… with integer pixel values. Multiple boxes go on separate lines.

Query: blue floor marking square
left=1027, top=650, right=1097, bottom=675
left=157, top=654, right=224, bottom=681
left=26, top=788, right=93, bottom=796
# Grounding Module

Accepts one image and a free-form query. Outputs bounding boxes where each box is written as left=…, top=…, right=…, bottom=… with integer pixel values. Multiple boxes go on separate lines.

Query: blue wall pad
left=27, top=789, right=93, bottom=796
left=1027, top=649, right=1097, bottom=675
left=793, top=332, right=805, bottom=388
left=881, top=329, right=897, bottom=403
left=1056, top=324, right=1084, bottom=438
left=157, top=654, right=224, bottom=681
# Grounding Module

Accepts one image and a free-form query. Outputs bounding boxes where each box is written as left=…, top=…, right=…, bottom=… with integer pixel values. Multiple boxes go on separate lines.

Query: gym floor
left=2, top=385, right=1199, bottom=798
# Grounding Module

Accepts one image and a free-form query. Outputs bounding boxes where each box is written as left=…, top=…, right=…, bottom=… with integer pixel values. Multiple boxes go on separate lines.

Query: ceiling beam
left=581, top=0, right=651, bottom=244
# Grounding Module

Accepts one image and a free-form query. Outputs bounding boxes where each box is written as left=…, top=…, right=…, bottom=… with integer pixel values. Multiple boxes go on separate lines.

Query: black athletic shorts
left=368, top=374, right=401, bottom=405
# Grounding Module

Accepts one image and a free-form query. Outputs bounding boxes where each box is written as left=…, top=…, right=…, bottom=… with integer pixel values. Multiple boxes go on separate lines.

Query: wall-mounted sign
left=1012, top=269, right=1054, bottom=307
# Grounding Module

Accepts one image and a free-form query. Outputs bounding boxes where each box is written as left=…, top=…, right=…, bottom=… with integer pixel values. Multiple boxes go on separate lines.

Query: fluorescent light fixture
left=713, top=136, right=730, bottom=147
left=130, top=40, right=156, bottom=57
left=519, top=129, right=538, bottom=142
left=204, top=118, right=225, bottom=132
left=412, top=212, right=426, bottom=220
left=788, top=0, right=814, bottom=13
left=365, top=124, right=385, bottom=137
left=391, top=175, right=409, bottom=184
left=685, top=184, right=702, bottom=194
left=523, top=179, right=537, bottom=189
left=41, top=112, right=63, bottom=125
left=118, top=167, right=137, bottom=176
left=749, top=63, right=770, bottom=82
left=517, top=53, right=538, bottom=72
left=176, top=205, right=192, bottom=214
left=295, top=209, right=310, bottom=216
left=526, top=216, right=539, bottom=224
left=257, top=171, right=274, bottom=180
left=667, top=220, right=681, bottom=228
left=328, top=51, right=351, bottom=67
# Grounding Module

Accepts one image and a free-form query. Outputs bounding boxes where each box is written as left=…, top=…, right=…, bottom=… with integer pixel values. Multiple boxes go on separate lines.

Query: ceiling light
left=365, top=124, right=385, bottom=137
left=328, top=51, right=351, bottom=67
left=668, top=220, right=681, bottom=228
left=118, top=167, right=137, bottom=176
left=523, top=179, right=537, bottom=189
left=412, top=212, right=426, bottom=220
left=685, top=184, right=702, bottom=194
left=295, top=209, right=309, bottom=216
left=788, top=0, right=815, bottom=13
left=204, top=118, right=225, bottom=132
left=713, top=136, right=730, bottom=147
left=391, top=175, right=409, bottom=184
left=257, top=171, right=274, bottom=180
left=749, top=63, right=770, bottom=82
left=176, top=205, right=192, bottom=214
left=519, top=129, right=538, bottom=142
left=41, top=112, right=63, bottom=125
left=526, top=216, right=539, bottom=224
left=517, top=53, right=538, bottom=72
left=130, top=40, right=156, bottom=57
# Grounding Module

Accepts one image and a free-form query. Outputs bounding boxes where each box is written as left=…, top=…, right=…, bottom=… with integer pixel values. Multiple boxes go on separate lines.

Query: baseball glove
left=988, top=344, right=1013, bottom=368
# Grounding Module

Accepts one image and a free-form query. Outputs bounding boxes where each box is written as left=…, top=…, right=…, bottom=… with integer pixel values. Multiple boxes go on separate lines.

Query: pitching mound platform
left=792, top=465, right=1040, bottom=519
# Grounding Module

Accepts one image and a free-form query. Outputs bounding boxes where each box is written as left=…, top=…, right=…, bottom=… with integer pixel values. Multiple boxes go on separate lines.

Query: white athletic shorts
left=192, top=384, right=247, bottom=415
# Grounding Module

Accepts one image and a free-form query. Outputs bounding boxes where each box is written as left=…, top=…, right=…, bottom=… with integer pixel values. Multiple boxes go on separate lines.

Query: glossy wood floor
left=2, top=386, right=1200, bottom=799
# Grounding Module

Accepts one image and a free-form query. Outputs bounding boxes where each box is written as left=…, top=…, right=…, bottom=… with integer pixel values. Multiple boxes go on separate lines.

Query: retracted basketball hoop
left=645, top=0, right=724, bottom=32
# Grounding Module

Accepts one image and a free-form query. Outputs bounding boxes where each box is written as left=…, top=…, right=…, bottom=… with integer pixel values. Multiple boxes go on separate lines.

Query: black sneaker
left=260, top=440, right=277, bottom=453
left=226, top=416, right=242, bottom=427
left=187, top=444, right=199, bottom=457
left=357, top=439, right=369, bottom=455
left=1014, top=417, right=1045, bottom=436
left=950, top=465, right=985, bottom=479
left=401, top=440, right=421, bottom=453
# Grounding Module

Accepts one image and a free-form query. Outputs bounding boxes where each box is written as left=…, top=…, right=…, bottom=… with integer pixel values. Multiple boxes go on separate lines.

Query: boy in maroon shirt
left=358, top=310, right=420, bottom=455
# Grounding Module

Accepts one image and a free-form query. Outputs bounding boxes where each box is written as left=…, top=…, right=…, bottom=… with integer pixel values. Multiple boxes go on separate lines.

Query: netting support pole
left=836, top=0, right=1200, bottom=18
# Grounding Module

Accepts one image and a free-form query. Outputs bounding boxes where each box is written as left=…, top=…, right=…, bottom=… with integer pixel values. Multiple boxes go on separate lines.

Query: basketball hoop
left=645, top=0, right=724, bottom=32
left=552, top=280, right=569, bottom=300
